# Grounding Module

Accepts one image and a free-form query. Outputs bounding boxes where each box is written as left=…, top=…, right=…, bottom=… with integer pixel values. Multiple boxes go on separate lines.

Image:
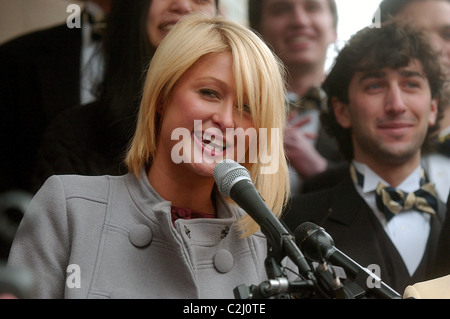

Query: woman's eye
left=199, top=89, right=220, bottom=99
left=236, top=104, right=251, bottom=115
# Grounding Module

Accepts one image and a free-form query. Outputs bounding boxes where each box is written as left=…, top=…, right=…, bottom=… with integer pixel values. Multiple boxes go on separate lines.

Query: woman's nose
left=211, top=103, right=235, bottom=129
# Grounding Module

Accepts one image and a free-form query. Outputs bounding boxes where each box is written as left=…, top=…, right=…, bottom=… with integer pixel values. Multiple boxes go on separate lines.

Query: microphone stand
left=234, top=237, right=356, bottom=299
left=234, top=241, right=316, bottom=299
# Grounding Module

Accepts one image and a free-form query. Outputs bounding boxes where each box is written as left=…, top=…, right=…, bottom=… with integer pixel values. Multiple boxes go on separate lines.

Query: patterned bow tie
left=288, top=86, right=327, bottom=112
left=350, top=164, right=438, bottom=222
left=83, top=10, right=107, bottom=42
left=375, top=182, right=438, bottom=221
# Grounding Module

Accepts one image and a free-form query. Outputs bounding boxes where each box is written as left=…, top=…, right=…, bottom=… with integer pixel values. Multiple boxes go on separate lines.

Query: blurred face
left=396, top=0, right=450, bottom=76
left=333, top=61, right=438, bottom=167
left=89, top=0, right=113, bottom=13
left=155, top=52, right=255, bottom=178
left=259, top=0, right=337, bottom=70
left=147, top=0, right=217, bottom=48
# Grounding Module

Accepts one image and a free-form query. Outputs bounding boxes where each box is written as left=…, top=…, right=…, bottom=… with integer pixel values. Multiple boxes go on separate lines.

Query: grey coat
left=7, top=170, right=269, bottom=299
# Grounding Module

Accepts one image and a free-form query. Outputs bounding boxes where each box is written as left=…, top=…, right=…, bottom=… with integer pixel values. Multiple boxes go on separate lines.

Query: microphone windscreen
left=213, top=159, right=251, bottom=197
left=293, top=222, right=335, bottom=262
left=294, top=222, right=321, bottom=245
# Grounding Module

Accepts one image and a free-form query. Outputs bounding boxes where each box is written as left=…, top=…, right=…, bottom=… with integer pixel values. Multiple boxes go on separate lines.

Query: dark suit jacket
left=433, top=191, right=450, bottom=278
left=0, top=23, right=82, bottom=193
left=30, top=100, right=130, bottom=194
left=282, top=171, right=446, bottom=295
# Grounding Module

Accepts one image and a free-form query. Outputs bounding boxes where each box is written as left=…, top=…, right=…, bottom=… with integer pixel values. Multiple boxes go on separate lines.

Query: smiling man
left=248, top=0, right=344, bottom=194
left=376, top=0, right=450, bottom=203
left=282, top=20, right=448, bottom=295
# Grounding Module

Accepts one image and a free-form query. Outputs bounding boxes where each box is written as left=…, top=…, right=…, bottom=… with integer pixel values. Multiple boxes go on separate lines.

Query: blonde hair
left=125, top=13, right=290, bottom=236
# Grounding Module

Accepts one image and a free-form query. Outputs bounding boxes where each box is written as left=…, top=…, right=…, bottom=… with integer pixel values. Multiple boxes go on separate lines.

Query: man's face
left=146, top=0, right=216, bottom=49
left=396, top=0, right=450, bottom=76
left=332, top=61, right=438, bottom=167
left=258, top=0, right=337, bottom=70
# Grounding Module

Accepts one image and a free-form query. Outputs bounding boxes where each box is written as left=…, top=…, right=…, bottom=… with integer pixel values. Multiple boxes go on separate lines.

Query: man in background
left=248, top=0, right=344, bottom=195
left=0, top=0, right=112, bottom=261
left=0, top=0, right=112, bottom=195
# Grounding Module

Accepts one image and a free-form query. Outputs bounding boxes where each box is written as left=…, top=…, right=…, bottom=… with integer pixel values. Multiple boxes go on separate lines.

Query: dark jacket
left=433, top=191, right=450, bottom=278
left=281, top=170, right=446, bottom=295
left=0, top=23, right=82, bottom=193
left=31, top=100, right=132, bottom=193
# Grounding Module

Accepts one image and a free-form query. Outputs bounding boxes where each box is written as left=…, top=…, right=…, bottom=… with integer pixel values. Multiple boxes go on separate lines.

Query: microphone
left=294, top=222, right=401, bottom=299
left=213, top=159, right=313, bottom=280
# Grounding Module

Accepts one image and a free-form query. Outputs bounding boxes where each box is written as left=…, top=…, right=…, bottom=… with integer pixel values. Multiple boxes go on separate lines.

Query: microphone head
left=294, top=222, right=335, bottom=262
left=213, top=159, right=251, bottom=197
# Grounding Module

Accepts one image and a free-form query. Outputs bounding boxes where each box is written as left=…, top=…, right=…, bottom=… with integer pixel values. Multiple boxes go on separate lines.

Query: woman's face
left=147, top=0, right=217, bottom=48
left=154, top=52, right=255, bottom=178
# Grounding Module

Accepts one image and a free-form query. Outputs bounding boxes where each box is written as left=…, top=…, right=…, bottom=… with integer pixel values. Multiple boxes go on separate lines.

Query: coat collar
left=124, top=168, right=245, bottom=221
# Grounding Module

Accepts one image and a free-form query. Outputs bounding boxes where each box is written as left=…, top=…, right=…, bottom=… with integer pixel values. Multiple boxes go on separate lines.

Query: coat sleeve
left=7, top=175, right=71, bottom=298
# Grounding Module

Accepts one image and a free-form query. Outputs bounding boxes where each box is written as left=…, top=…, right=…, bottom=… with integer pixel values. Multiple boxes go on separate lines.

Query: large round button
left=213, top=249, right=234, bottom=273
left=129, top=224, right=153, bottom=248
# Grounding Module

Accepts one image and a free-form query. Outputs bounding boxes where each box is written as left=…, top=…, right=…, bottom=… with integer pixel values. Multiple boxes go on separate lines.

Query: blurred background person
left=248, top=0, right=345, bottom=195
left=0, top=0, right=112, bottom=195
left=0, top=0, right=112, bottom=261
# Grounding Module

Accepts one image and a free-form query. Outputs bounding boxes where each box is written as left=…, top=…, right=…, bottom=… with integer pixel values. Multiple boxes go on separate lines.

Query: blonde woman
left=8, top=13, right=290, bottom=299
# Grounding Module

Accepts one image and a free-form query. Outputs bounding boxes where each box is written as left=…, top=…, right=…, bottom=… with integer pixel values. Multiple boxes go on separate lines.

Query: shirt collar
left=85, top=1, right=106, bottom=19
left=352, top=160, right=423, bottom=194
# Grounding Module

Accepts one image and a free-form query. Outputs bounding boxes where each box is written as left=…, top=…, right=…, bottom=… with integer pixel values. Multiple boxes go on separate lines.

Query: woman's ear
left=332, top=97, right=352, bottom=129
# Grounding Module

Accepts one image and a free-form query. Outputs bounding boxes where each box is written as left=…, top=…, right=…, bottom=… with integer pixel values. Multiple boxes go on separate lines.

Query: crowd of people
left=0, top=0, right=449, bottom=299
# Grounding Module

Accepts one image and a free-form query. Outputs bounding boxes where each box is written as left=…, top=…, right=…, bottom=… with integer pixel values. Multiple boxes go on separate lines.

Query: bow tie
left=375, top=182, right=438, bottom=221
left=83, top=10, right=107, bottom=42
left=350, top=164, right=438, bottom=222
left=288, top=87, right=327, bottom=112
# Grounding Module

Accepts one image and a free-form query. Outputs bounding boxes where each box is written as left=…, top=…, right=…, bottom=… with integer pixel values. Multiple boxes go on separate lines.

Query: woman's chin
left=189, top=161, right=217, bottom=178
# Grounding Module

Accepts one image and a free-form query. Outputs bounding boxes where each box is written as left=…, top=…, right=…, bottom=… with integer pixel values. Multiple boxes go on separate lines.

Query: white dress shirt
left=352, top=161, right=431, bottom=276
left=80, top=2, right=105, bottom=105
left=287, top=91, right=321, bottom=194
